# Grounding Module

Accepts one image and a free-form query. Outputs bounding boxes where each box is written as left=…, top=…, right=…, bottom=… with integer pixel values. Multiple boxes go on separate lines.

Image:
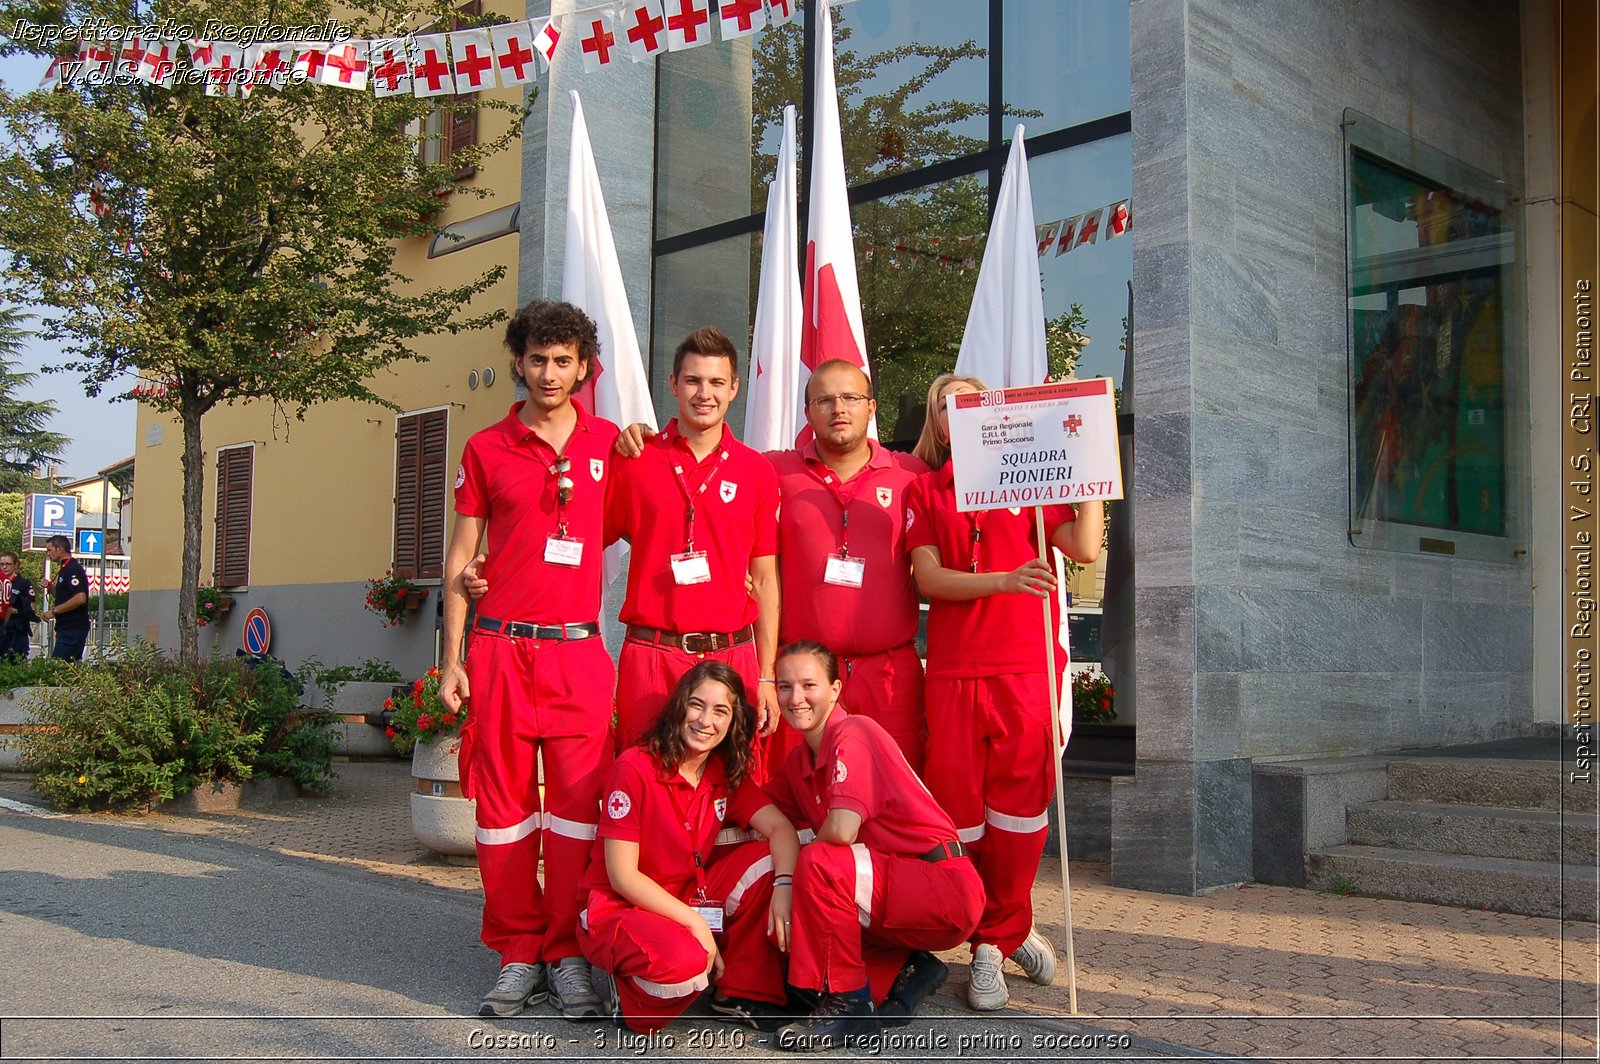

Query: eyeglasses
left=806, top=392, right=870, bottom=410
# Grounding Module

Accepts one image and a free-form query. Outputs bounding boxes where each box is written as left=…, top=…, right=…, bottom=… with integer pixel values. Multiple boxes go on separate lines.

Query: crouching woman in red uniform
left=767, top=640, right=985, bottom=1051
left=578, top=660, right=801, bottom=1033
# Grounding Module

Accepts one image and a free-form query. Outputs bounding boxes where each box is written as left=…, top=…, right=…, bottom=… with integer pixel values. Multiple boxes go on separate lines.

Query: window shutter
left=393, top=409, right=449, bottom=579
left=392, top=415, right=421, bottom=579
left=213, top=446, right=253, bottom=588
left=448, top=0, right=481, bottom=180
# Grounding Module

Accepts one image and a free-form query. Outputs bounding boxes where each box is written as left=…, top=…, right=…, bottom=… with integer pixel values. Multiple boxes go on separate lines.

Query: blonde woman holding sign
left=905, top=372, right=1104, bottom=1011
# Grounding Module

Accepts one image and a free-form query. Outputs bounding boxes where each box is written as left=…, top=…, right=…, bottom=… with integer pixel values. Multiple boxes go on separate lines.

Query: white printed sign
left=947, top=378, right=1123, bottom=513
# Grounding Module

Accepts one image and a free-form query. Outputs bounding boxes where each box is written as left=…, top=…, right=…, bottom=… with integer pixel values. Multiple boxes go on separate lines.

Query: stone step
left=1387, top=758, right=1596, bottom=814
left=1307, top=844, right=1597, bottom=921
left=1348, top=800, right=1597, bottom=865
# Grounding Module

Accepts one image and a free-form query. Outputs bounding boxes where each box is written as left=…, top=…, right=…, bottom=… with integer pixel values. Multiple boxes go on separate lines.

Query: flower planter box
left=0, top=687, right=50, bottom=772
left=1064, top=723, right=1135, bottom=776
left=315, top=681, right=404, bottom=758
left=411, top=734, right=477, bottom=859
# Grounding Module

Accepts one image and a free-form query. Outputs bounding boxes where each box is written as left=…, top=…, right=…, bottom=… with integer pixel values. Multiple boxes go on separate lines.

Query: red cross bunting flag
left=369, top=38, right=412, bottom=96
left=492, top=22, right=540, bottom=85
left=410, top=33, right=454, bottom=96
left=136, top=38, right=178, bottom=86
left=318, top=40, right=369, bottom=90
left=115, top=37, right=145, bottom=78
left=532, top=18, right=561, bottom=69
left=1036, top=220, right=1062, bottom=257
left=450, top=28, right=496, bottom=90
left=718, top=0, right=766, bottom=40
left=1053, top=215, right=1080, bottom=255
left=247, top=43, right=293, bottom=90
left=208, top=43, right=248, bottom=96
left=76, top=38, right=115, bottom=80
left=293, top=44, right=329, bottom=81
left=767, top=0, right=799, bottom=26
left=622, top=0, right=667, bottom=63
left=665, top=0, right=712, bottom=51
left=1105, top=200, right=1131, bottom=239
left=578, top=10, right=619, bottom=72
left=187, top=39, right=217, bottom=70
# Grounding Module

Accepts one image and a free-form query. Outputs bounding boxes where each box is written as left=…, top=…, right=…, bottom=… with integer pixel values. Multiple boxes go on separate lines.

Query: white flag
left=369, top=38, right=412, bottom=97
left=800, top=0, right=874, bottom=437
left=317, top=40, right=368, bottom=90
left=718, top=0, right=766, bottom=40
left=491, top=22, right=541, bottom=84
left=563, top=91, right=659, bottom=584
left=450, top=28, right=497, bottom=90
left=410, top=33, right=454, bottom=96
left=745, top=105, right=803, bottom=452
left=955, top=125, right=1047, bottom=388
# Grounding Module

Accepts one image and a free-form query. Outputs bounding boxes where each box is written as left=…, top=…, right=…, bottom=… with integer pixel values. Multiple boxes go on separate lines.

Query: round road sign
left=242, top=608, right=272, bottom=655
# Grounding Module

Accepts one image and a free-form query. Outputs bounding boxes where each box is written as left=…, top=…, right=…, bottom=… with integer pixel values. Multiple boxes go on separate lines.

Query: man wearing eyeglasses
left=0, top=551, right=37, bottom=660
left=762, top=360, right=930, bottom=773
left=438, top=299, right=617, bottom=1022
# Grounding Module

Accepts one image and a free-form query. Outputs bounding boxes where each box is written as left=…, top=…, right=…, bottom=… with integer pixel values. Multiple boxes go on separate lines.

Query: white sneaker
left=966, top=944, right=1008, bottom=1011
left=1010, top=928, right=1057, bottom=985
left=479, top=962, right=548, bottom=1017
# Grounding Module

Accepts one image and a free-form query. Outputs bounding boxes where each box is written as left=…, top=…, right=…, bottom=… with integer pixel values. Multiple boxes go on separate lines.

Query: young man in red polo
left=438, top=300, right=617, bottom=1021
left=605, top=326, right=782, bottom=756
left=762, top=359, right=929, bottom=771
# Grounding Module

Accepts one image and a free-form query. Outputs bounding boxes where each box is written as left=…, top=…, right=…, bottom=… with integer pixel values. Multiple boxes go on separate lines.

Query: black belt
left=626, top=623, right=755, bottom=655
left=919, top=839, right=968, bottom=863
left=475, top=617, right=599, bottom=641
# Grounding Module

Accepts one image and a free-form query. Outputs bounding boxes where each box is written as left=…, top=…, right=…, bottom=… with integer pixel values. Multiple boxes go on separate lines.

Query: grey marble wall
left=1118, top=0, right=1532, bottom=892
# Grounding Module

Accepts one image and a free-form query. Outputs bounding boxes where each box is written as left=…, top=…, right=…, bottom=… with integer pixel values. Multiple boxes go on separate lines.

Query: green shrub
left=20, top=643, right=336, bottom=811
left=307, top=657, right=403, bottom=701
left=0, top=655, right=74, bottom=694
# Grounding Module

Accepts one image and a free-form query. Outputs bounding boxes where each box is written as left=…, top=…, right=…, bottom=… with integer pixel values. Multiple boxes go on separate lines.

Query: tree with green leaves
left=0, top=308, right=67, bottom=493
left=0, top=0, right=528, bottom=663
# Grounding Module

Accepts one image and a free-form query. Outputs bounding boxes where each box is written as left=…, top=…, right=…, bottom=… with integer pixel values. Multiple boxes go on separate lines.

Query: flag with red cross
left=664, top=0, right=712, bottom=51
left=450, top=28, right=497, bottom=90
left=317, top=40, right=369, bottom=90
left=621, top=0, right=667, bottom=63
left=410, top=33, right=454, bottom=96
left=532, top=17, right=561, bottom=69
left=718, top=0, right=766, bottom=40
left=578, top=9, right=619, bottom=72
left=492, top=22, right=541, bottom=85
left=369, top=38, right=412, bottom=97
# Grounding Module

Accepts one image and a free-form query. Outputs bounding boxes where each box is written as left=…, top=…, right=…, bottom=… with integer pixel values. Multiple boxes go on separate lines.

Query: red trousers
left=766, top=643, right=926, bottom=775
left=616, top=638, right=761, bottom=763
left=787, top=841, right=984, bottom=999
left=460, top=633, right=615, bottom=965
left=922, top=671, right=1057, bottom=957
left=578, top=841, right=786, bottom=1033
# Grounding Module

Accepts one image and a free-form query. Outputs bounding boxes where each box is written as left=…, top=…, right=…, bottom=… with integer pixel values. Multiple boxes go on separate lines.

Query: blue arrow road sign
left=76, top=530, right=104, bottom=557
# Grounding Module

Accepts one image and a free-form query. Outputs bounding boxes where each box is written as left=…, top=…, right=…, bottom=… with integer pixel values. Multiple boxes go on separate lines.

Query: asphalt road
left=0, top=805, right=1182, bottom=1063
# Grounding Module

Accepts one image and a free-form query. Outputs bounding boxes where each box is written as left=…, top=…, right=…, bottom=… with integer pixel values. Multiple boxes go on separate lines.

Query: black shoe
left=709, top=993, right=793, bottom=1033
left=877, top=951, right=949, bottom=1028
left=775, top=990, right=878, bottom=1052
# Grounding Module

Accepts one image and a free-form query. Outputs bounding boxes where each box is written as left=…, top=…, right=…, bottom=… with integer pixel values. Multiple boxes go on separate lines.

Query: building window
left=213, top=444, right=253, bottom=588
left=393, top=409, right=449, bottom=580
left=1343, top=109, right=1521, bottom=560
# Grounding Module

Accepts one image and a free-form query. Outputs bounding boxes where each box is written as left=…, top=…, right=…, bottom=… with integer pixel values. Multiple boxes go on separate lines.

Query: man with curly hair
left=439, top=299, right=619, bottom=1021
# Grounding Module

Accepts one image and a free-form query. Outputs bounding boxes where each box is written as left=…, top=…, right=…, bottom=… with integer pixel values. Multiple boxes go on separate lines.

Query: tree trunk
left=177, top=399, right=203, bottom=665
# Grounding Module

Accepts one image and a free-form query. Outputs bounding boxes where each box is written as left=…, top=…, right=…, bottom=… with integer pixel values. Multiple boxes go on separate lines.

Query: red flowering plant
left=364, top=571, right=425, bottom=628
left=1071, top=668, right=1117, bottom=725
left=194, top=584, right=230, bottom=627
left=384, top=667, right=466, bottom=755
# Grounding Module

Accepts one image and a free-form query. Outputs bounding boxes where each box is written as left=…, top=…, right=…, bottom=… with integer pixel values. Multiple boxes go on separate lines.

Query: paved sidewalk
left=3, top=760, right=1595, bottom=1060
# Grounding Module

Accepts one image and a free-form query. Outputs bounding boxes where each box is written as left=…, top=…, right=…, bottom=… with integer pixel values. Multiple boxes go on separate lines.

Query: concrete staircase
left=1306, top=756, right=1598, bottom=921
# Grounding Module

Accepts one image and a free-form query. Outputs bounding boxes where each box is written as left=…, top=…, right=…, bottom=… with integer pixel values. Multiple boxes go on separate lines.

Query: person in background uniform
left=578, top=660, right=800, bottom=1033
left=605, top=327, right=782, bottom=758
left=765, top=641, right=984, bottom=1052
left=761, top=360, right=930, bottom=772
left=42, top=536, right=89, bottom=661
left=905, top=372, right=1103, bottom=1011
left=438, top=300, right=618, bottom=1020
left=0, top=551, right=35, bottom=659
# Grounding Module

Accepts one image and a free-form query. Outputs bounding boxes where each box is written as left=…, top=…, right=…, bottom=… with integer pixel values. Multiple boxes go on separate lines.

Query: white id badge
left=544, top=535, right=585, bottom=567
left=693, top=903, right=725, bottom=932
left=823, top=553, right=866, bottom=588
left=671, top=551, right=713, bottom=586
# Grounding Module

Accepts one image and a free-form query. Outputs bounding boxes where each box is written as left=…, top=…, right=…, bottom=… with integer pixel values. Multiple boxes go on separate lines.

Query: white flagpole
left=1036, top=506, right=1078, bottom=1014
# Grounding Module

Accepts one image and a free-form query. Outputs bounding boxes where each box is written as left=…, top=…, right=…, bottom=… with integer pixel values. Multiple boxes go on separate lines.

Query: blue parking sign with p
left=27, top=494, right=76, bottom=549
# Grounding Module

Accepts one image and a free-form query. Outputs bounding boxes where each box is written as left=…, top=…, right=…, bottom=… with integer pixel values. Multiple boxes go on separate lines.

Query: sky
left=2, top=51, right=138, bottom=483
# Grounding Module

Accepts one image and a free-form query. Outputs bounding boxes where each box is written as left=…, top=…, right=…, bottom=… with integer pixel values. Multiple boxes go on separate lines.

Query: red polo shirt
left=583, top=746, right=771, bottom=901
left=903, top=463, right=1074, bottom=678
left=766, top=707, right=958, bottom=860
left=766, top=442, right=928, bottom=655
left=454, top=401, right=619, bottom=624
left=608, top=419, right=780, bottom=632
